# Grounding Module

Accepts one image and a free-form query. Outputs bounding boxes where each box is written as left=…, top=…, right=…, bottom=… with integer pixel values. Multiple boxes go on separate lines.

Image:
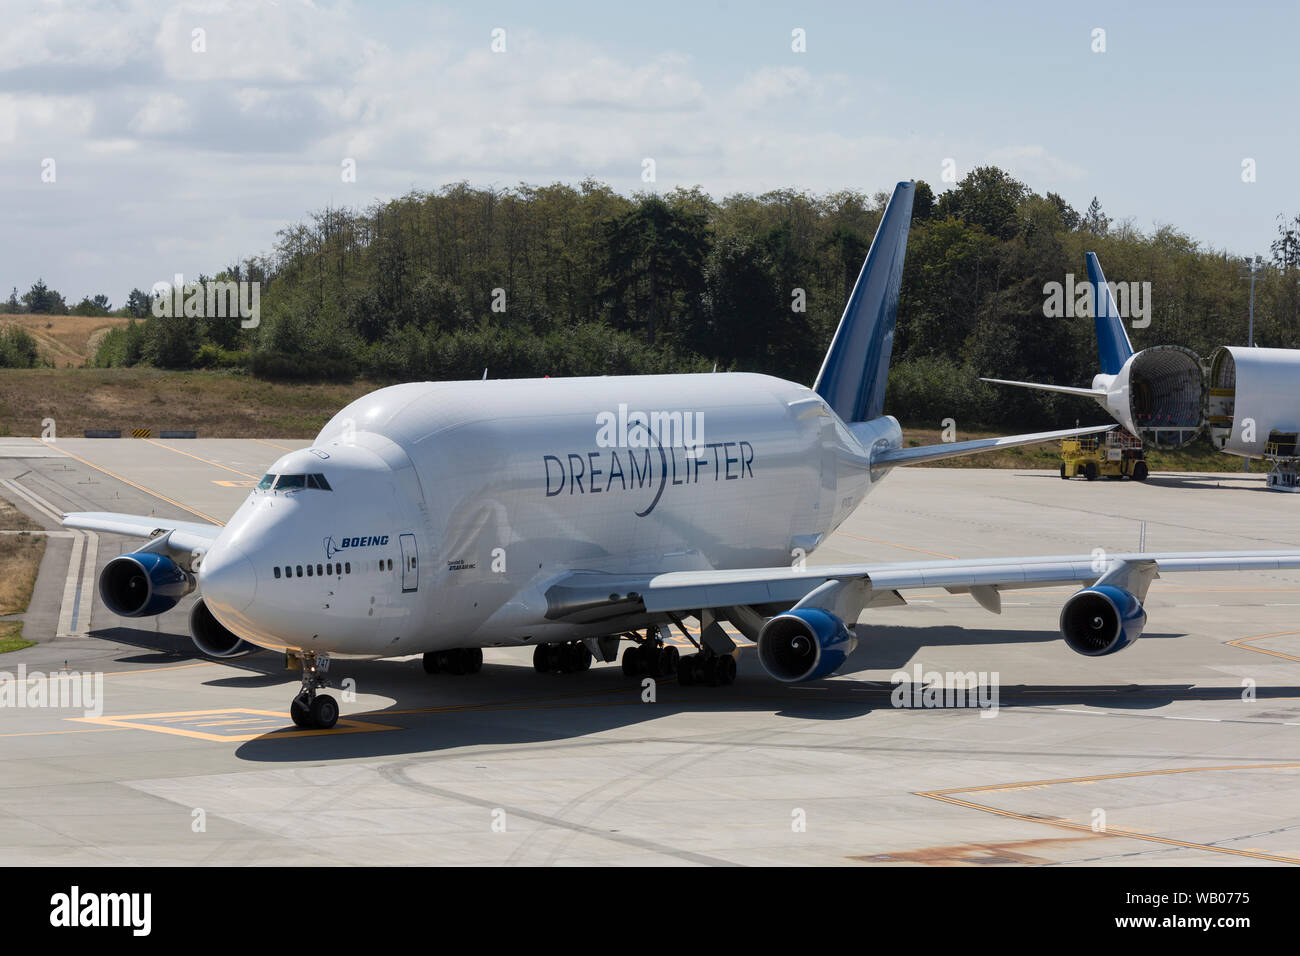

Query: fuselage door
left=399, top=533, right=418, bottom=593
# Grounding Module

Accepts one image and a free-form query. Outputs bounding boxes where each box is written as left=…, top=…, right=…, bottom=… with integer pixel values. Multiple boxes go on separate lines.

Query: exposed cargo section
left=1125, top=345, right=1205, bottom=449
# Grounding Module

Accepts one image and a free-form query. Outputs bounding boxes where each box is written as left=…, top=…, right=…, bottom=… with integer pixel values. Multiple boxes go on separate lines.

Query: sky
left=3, top=0, right=1297, bottom=306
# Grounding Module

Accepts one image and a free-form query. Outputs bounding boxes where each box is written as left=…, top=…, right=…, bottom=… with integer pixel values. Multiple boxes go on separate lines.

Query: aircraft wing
left=872, top=423, right=1115, bottom=467
left=544, top=550, right=1300, bottom=622
left=62, top=512, right=222, bottom=557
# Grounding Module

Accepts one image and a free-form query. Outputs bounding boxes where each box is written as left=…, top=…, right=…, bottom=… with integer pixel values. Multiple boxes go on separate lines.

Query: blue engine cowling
left=189, top=598, right=254, bottom=658
left=1059, top=585, right=1146, bottom=656
left=757, top=607, right=858, bottom=682
left=98, top=551, right=195, bottom=617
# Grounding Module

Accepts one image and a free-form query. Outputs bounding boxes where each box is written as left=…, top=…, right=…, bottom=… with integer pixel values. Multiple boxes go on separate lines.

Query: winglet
left=814, top=181, right=914, bottom=423
left=1086, top=252, right=1134, bottom=375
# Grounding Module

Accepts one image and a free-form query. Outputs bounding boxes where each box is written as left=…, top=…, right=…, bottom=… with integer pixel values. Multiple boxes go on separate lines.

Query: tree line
left=18, top=167, right=1300, bottom=428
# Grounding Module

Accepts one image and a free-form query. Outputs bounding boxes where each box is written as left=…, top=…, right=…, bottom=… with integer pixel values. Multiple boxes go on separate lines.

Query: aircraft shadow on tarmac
left=78, top=622, right=1265, bottom=763
left=90, top=625, right=204, bottom=665
left=1018, top=471, right=1268, bottom=492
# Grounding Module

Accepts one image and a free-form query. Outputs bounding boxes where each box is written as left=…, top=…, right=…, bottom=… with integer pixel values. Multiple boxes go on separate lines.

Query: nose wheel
left=288, top=652, right=339, bottom=730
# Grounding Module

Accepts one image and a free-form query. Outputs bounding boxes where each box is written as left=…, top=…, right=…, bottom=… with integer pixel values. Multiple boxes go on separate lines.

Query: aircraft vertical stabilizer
left=813, top=181, right=914, bottom=423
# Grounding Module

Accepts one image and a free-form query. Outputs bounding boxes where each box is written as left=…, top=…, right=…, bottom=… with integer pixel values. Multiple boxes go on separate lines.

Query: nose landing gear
left=287, top=651, right=339, bottom=730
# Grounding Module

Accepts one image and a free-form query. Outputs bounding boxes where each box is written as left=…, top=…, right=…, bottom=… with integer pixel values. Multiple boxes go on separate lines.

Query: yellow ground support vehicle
left=1060, top=430, right=1149, bottom=481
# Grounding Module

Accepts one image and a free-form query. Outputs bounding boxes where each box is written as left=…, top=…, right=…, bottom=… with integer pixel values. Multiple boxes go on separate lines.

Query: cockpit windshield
left=260, top=473, right=332, bottom=492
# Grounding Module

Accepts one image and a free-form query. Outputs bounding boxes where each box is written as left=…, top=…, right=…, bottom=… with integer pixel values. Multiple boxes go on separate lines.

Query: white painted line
left=57, top=533, right=83, bottom=637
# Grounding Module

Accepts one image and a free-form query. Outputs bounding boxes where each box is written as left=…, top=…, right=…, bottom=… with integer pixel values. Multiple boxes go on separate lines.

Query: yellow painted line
left=832, top=529, right=957, bottom=560
left=916, top=763, right=1300, bottom=865
left=252, top=438, right=297, bottom=452
left=35, top=438, right=224, bottom=526
left=142, top=438, right=260, bottom=480
left=1227, top=629, right=1300, bottom=664
left=0, top=727, right=123, bottom=739
left=74, top=708, right=399, bottom=742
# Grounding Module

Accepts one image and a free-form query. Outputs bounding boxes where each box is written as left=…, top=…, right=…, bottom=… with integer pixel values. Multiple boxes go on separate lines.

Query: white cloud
left=128, top=92, right=192, bottom=135
left=984, top=144, right=1087, bottom=186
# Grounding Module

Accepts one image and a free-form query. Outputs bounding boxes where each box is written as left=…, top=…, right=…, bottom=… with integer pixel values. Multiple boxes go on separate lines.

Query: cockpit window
left=269, top=473, right=331, bottom=491
left=257, top=474, right=275, bottom=490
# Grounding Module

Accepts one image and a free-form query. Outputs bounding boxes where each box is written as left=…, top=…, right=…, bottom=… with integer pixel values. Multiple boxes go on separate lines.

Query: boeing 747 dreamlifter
left=64, top=183, right=1300, bottom=728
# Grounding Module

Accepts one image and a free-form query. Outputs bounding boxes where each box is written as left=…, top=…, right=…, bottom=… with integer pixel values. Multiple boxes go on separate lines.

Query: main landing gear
left=533, top=640, right=592, bottom=674
left=288, top=651, right=339, bottom=730
left=423, top=648, right=484, bottom=675
left=620, top=624, right=738, bottom=686
left=675, top=651, right=737, bottom=687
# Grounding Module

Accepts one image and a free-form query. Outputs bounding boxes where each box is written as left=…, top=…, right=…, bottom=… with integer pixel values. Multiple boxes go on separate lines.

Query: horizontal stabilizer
left=981, top=377, right=1107, bottom=399
left=872, top=423, right=1114, bottom=468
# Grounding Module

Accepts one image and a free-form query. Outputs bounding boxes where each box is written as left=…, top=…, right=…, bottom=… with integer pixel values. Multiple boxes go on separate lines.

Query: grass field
left=0, top=312, right=131, bottom=367
left=0, top=623, right=34, bottom=654
left=0, top=498, right=45, bottom=620
left=0, top=367, right=374, bottom=438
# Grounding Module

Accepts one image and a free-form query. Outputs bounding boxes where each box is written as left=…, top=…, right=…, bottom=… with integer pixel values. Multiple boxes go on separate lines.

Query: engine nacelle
left=1059, top=585, right=1146, bottom=656
left=757, top=607, right=857, bottom=682
left=98, top=551, right=194, bottom=617
left=189, top=598, right=255, bottom=658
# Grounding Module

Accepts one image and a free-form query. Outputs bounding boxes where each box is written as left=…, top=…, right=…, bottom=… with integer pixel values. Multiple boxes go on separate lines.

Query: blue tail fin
left=814, top=181, right=914, bottom=423
left=1087, top=251, right=1134, bottom=375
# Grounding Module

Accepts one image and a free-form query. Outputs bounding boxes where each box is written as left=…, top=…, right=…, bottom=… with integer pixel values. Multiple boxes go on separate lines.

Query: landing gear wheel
left=534, top=643, right=555, bottom=673
left=425, top=648, right=484, bottom=675
left=563, top=642, right=592, bottom=672
left=677, top=655, right=696, bottom=685
left=288, top=651, right=338, bottom=729
left=657, top=645, right=679, bottom=678
left=310, top=694, right=339, bottom=730
left=1132, top=461, right=1149, bottom=482
left=714, top=654, right=737, bottom=686
left=621, top=645, right=642, bottom=677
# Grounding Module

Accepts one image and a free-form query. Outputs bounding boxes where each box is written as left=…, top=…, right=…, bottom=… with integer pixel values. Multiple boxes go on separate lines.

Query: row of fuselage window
left=273, top=558, right=395, bottom=579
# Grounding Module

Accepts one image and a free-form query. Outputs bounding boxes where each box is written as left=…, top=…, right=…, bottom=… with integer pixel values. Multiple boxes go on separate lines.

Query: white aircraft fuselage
left=201, top=373, right=895, bottom=659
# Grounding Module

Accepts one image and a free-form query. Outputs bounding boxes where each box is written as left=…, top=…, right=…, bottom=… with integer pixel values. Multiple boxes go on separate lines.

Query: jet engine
left=98, top=551, right=195, bottom=617
left=757, top=607, right=857, bottom=682
left=189, top=598, right=255, bottom=658
left=1059, top=585, right=1146, bottom=656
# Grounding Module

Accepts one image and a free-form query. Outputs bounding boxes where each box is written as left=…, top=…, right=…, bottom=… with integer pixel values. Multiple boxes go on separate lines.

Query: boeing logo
left=543, top=439, right=755, bottom=517
left=323, top=534, right=390, bottom=559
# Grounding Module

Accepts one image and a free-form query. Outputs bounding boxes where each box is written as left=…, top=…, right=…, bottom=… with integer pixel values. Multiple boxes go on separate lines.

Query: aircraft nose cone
left=200, top=544, right=257, bottom=614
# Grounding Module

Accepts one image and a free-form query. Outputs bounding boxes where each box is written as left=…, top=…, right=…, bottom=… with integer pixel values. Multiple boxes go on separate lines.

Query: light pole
left=1238, top=256, right=1267, bottom=472
left=1240, top=255, right=1266, bottom=347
